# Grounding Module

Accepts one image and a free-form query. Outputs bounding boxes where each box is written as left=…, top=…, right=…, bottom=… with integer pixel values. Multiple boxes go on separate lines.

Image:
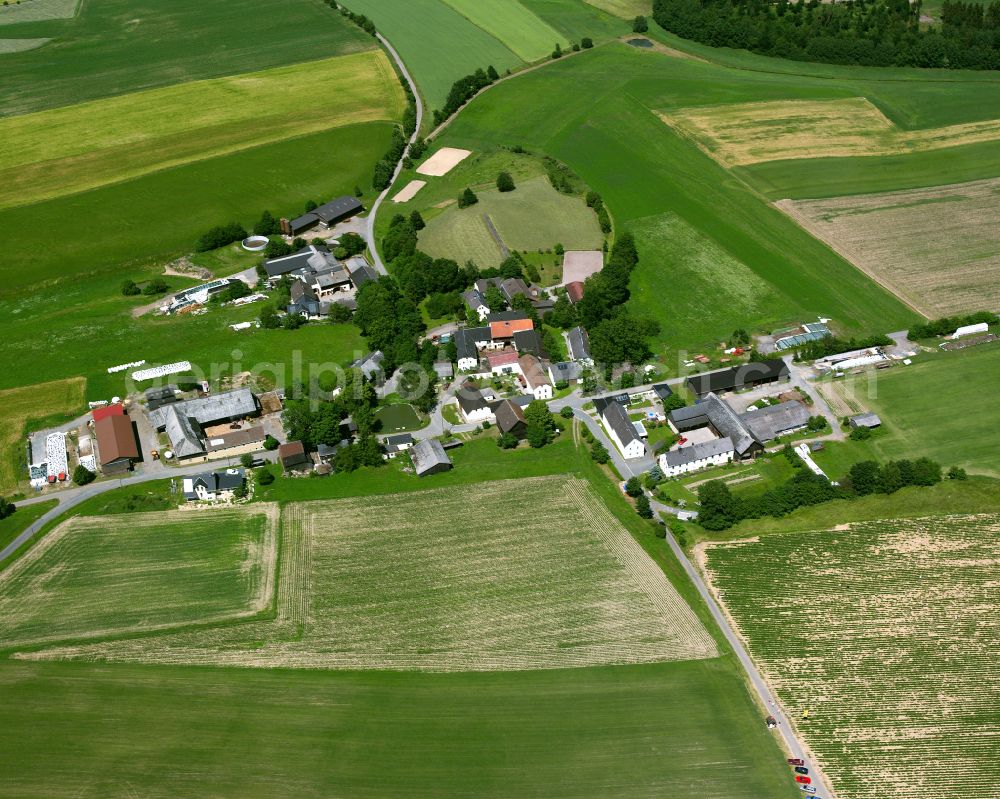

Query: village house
left=519, top=354, right=553, bottom=400
left=659, top=438, right=735, bottom=478
left=278, top=441, right=309, bottom=471
left=597, top=398, right=645, bottom=460
left=494, top=399, right=527, bottom=438
left=567, top=326, right=592, bottom=364
left=148, top=389, right=260, bottom=461
left=382, top=433, right=415, bottom=458
left=93, top=406, right=140, bottom=475
left=182, top=469, right=245, bottom=502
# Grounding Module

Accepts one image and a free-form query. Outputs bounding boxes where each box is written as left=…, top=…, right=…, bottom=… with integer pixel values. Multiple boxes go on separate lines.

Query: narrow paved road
left=666, top=530, right=837, bottom=798
left=364, top=32, right=423, bottom=275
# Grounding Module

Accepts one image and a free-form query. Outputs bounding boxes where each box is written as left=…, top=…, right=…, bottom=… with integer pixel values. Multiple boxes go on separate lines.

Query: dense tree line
left=433, top=66, right=500, bottom=127
left=652, top=0, right=1000, bottom=69
left=908, top=310, right=996, bottom=339
left=195, top=222, right=248, bottom=252
left=698, top=454, right=943, bottom=530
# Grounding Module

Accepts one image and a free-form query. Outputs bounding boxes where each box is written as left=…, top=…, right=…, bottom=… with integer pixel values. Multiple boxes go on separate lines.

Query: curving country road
left=364, top=32, right=423, bottom=276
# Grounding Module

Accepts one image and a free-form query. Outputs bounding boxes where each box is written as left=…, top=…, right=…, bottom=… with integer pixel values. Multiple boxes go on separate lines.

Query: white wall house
left=658, top=438, right=734, bottom=478
left=601, top=402, right=645, bottom=460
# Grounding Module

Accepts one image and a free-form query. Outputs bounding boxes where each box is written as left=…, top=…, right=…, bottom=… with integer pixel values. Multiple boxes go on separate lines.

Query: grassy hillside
left=435, top=44, right=920, bottom=358
left=0, top=0, right=374, bottom=116
left=441, top=0, right=568, bottom=61
left=0, top=51, right=405, bottom=208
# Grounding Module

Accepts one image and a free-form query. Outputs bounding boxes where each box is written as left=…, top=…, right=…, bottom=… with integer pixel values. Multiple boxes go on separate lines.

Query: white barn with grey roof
left=659, top=437, right=734, bottom=477
left=600, top=401, right=645, bottom=460
left=410, top=439, right=452, bottom=477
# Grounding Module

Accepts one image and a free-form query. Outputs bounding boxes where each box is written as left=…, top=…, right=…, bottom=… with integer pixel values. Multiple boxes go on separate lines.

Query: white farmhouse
left=658, top=438, right=734, bottom=478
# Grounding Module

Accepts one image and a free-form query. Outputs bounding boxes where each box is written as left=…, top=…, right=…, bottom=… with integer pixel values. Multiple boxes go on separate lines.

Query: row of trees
left=433, top=66, right=501, bottom=127
left=698, top=454, right=944, bottom=530
left=907, top=310, right=995, bottom=340
left=652, top=0, right=1000, bottom=70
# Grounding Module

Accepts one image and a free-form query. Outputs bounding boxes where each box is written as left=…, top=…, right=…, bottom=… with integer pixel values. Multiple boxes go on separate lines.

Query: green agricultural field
left=702, top=513, right=1000, bottom=799
left=0, top=50, right=405, bottom=208
left=0, top=122, right=393, bottom=296
left=0, top=505, right=278, bottom=650
left=434, top=44, right=921, bottom=360
left=0, top=377, right=85, bottom=494
left=419, top=176, right=603, bottom=267
left=340, top=0, right=523, bottom=110
left=0, top=0, right=374, bottom=116
left=816, top=345, right=1000, bottom=477
left=521, top=0, right=630, bottom=41
left=0, top=658, right=797, bottom=798
left=28, top=476, right=717, bottom=671
left=584, top=0, right=650, bottom=18
left=441, top=0, right=567, bottom=61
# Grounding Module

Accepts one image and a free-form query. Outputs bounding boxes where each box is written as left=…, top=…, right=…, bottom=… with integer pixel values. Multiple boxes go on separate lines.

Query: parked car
left=795, top=775, right=811, bottom=785
left=800, top=788, right=817, bottom=795
left=787, top=758, right=805, bottom=766
left=794, top=766, right=809, bottom=775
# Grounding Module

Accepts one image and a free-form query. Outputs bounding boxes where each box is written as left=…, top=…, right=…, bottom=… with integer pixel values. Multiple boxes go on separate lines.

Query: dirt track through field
left=19, top=476, right=718, bottom=671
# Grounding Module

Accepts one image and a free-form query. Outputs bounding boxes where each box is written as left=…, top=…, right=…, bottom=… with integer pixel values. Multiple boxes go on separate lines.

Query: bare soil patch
left=416, top=147, right=472, bottom=176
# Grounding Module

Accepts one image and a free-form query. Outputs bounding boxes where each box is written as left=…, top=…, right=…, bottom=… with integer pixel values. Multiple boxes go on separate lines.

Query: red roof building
left=489, top=318, right=534, bottom=339
left=91, top=403, right=125, bottom=423
left=565, top=281, right=585, bottom=304
left=488, top=350, right=521, bottom=370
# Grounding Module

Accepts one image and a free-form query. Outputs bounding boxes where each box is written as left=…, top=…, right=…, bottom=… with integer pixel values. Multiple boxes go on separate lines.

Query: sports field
left=419, top=176, right=603, bottom=267
left=0, top=505, right=278, bottom=650
left=0, top=377, right=84, bottom=494
left=0, top=0, right=374, bottom=116
left=0, top=51, right=404, bottom=208
left=441, top=0, right=567, bottom=61
left=340, top=0, right=523, bottom=109
left=776, top=178, right=1000, bottom=317
left=701, top=513, right=1000, bottom=799
left=818, top=344, right=1000, bottom=477
left=660, top=97, right=1000, bottom=168
left=29, top=476, right=717, bottom=670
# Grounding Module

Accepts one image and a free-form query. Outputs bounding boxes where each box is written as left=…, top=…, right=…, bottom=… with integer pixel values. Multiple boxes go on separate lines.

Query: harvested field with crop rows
left=700, top=514, right=1000, bottom=799
left=0, top=505, right=279, bottom=650
left=24, top=476, right=717, bottom=671
left=660, top=97, right=1000, bottom=167
left=776, top=177, right=1000, bottom=317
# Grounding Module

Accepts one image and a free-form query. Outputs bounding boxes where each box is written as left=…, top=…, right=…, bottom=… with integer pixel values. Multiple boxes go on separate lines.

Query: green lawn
left=441, top=0, right=567, bottom=61
left=0, top=0, right=373, bottom=117
left=339, top=0, right=523, bottom=111
left=522, top=0, right=631, bottom=41
left=0, top=658, right=797, bottom=798
left=818, top=345, right=1000, bottom=477
left=0, top=501, right=56, bottom=554
left=419, top=175, right=603, bottom=267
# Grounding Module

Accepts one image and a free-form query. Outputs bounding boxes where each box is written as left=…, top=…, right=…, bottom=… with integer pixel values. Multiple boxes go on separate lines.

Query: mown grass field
left=419, top=176, right=603, bottom=267
left=522, top=0, right=629, bottom=41
left=0, top=377, right=85, bottom=494
left=0, top=0, right=373, bottom=116
left=778, top=178, right=1000, bottom=317
left=441, top=0, right=567, bottom=61
left=435, top=44, right=920, bottom=360
left=340, top=0, right=523, bottom=110
left=0, top=51, right=404, bottom=208
left=28, top=476, right=716, bottom=670
left=0, top=505, right=278, bottom=650
left=584, top=0, right=650, bottom=18
left=702, top=513, right=1000, bottom=799
left=817, top=345, right=1000, bottom=477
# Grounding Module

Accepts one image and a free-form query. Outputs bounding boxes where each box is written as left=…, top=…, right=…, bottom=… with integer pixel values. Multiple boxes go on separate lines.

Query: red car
left=787, top=758, right=805, bottom=766
left=796, top=776, right=811, bottom=785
